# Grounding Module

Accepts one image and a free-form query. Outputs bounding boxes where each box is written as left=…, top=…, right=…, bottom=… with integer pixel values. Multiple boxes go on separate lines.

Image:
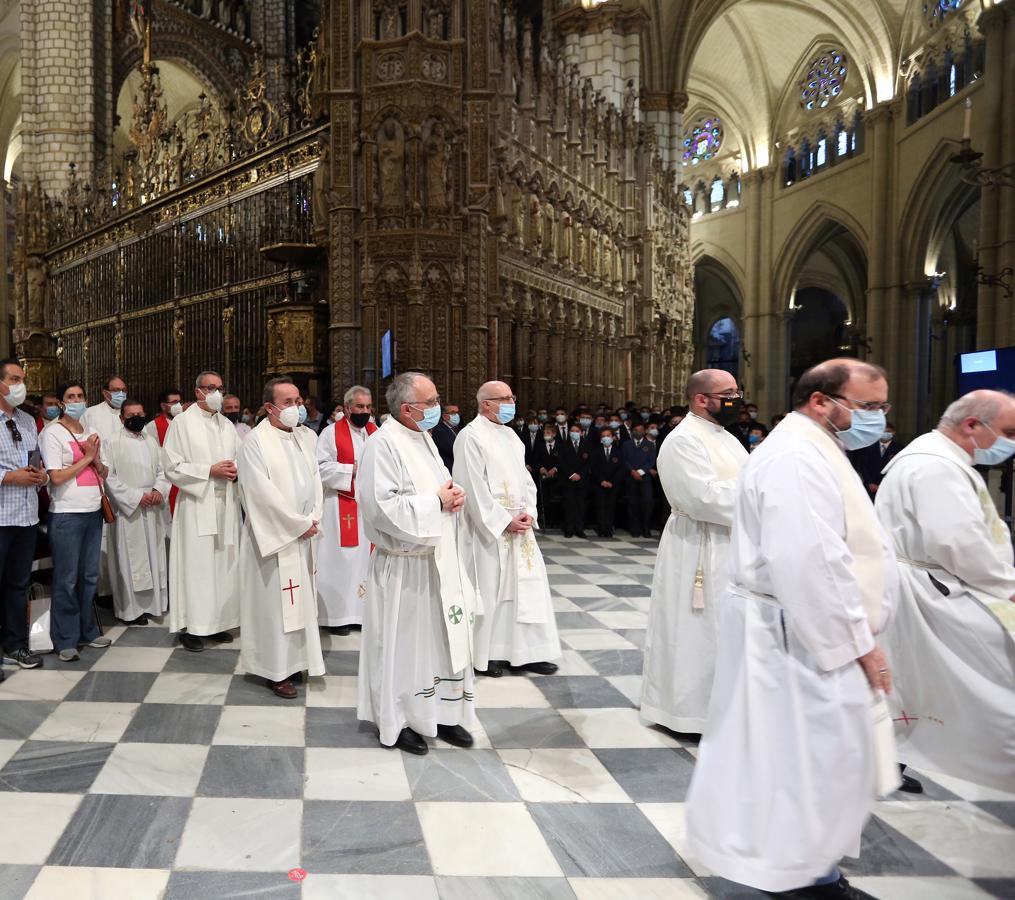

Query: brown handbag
left=59, top=423, right=116, bottom=523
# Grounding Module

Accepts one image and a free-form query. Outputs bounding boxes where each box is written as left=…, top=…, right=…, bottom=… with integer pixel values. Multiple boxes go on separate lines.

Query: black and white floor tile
left=1, top=534, right=1013, bottom=899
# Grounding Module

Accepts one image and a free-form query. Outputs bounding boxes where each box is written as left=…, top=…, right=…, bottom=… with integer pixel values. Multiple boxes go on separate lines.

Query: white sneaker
left=58, top=649, right=80, bottom=662
left=87, top=637, right=112, bottom=649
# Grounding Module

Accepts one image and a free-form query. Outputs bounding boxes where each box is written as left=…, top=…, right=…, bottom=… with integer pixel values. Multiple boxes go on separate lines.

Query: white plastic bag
left=28, top=584, right=53, bottom=653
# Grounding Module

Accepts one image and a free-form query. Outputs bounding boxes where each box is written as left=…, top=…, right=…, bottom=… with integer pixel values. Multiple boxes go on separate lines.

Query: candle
left=963, top=97, right=973, bottom=142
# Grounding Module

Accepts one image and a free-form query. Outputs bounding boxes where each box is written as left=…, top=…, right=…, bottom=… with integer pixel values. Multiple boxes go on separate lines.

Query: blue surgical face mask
left=297, top=405, right=308, bottom=425
left=973, top=421, right=1015, bottom=466
left=537, top=414, right=548, bottom=422
left=497, top=402, right=517, bottom=425
left=648, top=428, right=658, bottom=438
left=579, top=417, right=592, bottom=428
left=527, top=423, right=539, bottom=433
left=828, top=398, right=886, bottom=451
left=601, top=436, right=614, bottom=447
left=748, top=434, right=762, bottom=446
left=640, top=412, right=650, bottom=421
left=619, top=412, right=628, bottom=421
left=415, top=404, right=442, bottom=431
left=448, top=413, right=460, bottom=427
left=44, top=405, right=60, bottom=420
left=63, top=402, right=87, bottom=420
left=570, top=432, right=581, bottom=443
left=109, top=390, right=127, bottom=409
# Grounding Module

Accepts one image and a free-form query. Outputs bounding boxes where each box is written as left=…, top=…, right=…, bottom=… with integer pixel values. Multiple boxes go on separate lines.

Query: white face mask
left=277, top=405, right=301, bottom=429
left=169, top=401, right=183, bottom=418
left=5, top=383, right=26, bottom=407
left=202, top=390, right=223, bottom=412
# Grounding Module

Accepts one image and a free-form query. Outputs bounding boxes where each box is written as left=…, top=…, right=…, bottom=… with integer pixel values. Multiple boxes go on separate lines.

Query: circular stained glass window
left=683, top=117, right=723, bottom=166
left=800, top=50, right=848, bottom=111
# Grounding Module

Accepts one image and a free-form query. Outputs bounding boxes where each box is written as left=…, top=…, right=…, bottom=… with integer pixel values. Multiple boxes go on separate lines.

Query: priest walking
left=103, top=398, right=169, bottom=625
left=357, top=371, right=477, bottom=756
left=236, top=377, right=325, bottom=699
left=163, top=371, right=241, bottom=652
left=687, top=359, right=899, bottom=899
left=454, top=381, right=561, bottom=678
left=640, top=369, right=747, bottom=735
left=876, top=389, right=1015, bottom=792
left=317, top=385, right=377, bottom=636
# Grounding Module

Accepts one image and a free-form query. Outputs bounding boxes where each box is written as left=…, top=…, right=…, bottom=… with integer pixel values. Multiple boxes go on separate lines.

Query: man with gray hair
left=356, top=371, right=478, bottom=755
left=454, top=381, right=561, bottom=678
left=875, top=388, right=1015, bottom=792
left=316, top=385, right=377, bottom=636
left=163, top=370, right=241, bottom=652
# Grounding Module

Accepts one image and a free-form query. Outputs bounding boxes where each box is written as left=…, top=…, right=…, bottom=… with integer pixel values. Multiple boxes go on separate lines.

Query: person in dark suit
left=552, top=408, right=570, bottom=443
left=534, top=424, right=563, bottom=529
left=621, top=422, right=657, bottom=537
left=522, top=416, right=542, bottom=471
left=590, top=426, right=622, bottom=537
left=608, top=412, right=630, bottom=444
left=557, top=424, right=591, bottom=538
left=848, top=422, right=901, bottom=501
left=431, top=402, right=460, bottom=472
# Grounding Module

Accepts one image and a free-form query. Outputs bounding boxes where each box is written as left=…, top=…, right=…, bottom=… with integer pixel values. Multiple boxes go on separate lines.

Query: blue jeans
left=48, top=510, right=102, bottom=651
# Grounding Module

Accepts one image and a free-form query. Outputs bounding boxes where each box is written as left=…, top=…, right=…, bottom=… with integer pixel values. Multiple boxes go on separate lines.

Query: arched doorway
left=707, top=316, right=741, bottom=375
left=790, top=288, right=848, bottom=379
left=693, top=254, right=744, bottom=381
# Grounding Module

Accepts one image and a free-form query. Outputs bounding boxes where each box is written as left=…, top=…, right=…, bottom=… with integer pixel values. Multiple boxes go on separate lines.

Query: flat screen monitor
left=956, top=347, right=1015, bottom=395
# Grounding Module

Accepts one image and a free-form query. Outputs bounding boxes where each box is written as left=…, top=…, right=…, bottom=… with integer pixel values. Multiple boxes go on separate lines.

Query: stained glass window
left=837, top=128, right=848, bottom=157
left=683, top=117, right=723, bottom=165
left=923, top=0, right=963, bottom=28
left=800, top=50, right=848, bottom=111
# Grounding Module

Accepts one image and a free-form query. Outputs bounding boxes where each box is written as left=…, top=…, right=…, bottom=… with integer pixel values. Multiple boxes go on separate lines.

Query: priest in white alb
left=876, top=389, right=1015, bottom=793
left=454, top=381, right=561, bottom=677
left=687, top=359, right=900, bottom=900
left=357, top=371, right=477, bottom=756
left=103, top=398, right=169, bottom=625
left=236, top=377, right=325, bottom=699
left=640, top=369, right=748, bottom=734
left=317, top=385, right=377, bottom=636
left=163, top=370, right=241, bottom=652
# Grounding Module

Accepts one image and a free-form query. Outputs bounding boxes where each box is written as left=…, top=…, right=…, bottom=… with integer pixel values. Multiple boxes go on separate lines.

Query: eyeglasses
left=705, top=391, right=744, bottom=400
left=198, top=385, right=225, bottom=393
left=826, top=393, right=892, bottom=414
left=5, top=419, right=21, bottom=443
left=482, top=395, right=517, bottom=403
left=408, top=396, right=441, bottom=409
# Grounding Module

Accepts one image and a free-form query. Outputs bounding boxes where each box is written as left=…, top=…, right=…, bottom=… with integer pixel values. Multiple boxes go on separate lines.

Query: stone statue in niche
left=379, top=0, right=401, bottom=39
left=201, top=0, right=213, bottom=18
left=575, top=225, right=585, bottom=271
left=423, top=120, right=451, bottom=215
left=542, top=201, right=555, bottom=258
left=561, top=214, right=573, bottom=263
left=377, top=118, right=405, bottom=218
left=424, top=1, right=445, bottom=39
left=511, top=188, right=525, bottom=245
left=530, top=196, right=542, bottom=249
left=590, top=227, right=600, bottom=276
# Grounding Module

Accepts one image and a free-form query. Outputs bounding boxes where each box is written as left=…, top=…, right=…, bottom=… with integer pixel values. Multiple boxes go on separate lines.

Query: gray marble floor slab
left=0, top=864, right=39, bottom=900
left=551, top=612, right=604, bottom=630
left=322, top=651, right=361, bottom=676
left=47, top=793, right=191, bottom=868
left=163, top=647, right=241, bottom=675
left=615, top=628, right=646, bottom=649
left=532, top=675, right=635, bottom=709
left=224, top=674, right=309, bottom=706
left=699, top=876, right=771, bottom=898
left=197, top=745, right=304, bottom=799
left=579, top=649, right=644, bottom=676
left=593, top=748, right=695, bottom=801
left=99, top=626, right=177, bottom=648
left=974, top=878, right=1015, bottom=898
left=120, top=702, right=223, bottom=744
left=566, top=564, right=612, bottom=575
left=38, top=646, right=106, bottom=670
left=64, top=670, right=158, bottom=703
left=0, top=740, right=114, bottom=792
left=302, top=800, right=431, bottom=874
left=566, top=597, right=637, bottom=613
left=976, top=801, right=1015, bottom=830
left=165, top=870, right=301, bottom=899
left=527, top=802, right=691, bottom=877
left=305, top=708, right=380, bottom=748
left=842, top=815, right=958, bottom=876
left=600, top=583, right=652, bottom=598
left=435, top=876, right=578, bottom=900
left=403, top=749, right=520, bottom=802
left=476, top=709, right=584, bottom=750
left=0, top=700, right=57, bottom=740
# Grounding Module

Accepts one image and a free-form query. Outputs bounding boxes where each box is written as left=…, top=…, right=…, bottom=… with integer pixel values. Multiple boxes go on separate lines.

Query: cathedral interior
left=0, top=0, right=1013, bottom=423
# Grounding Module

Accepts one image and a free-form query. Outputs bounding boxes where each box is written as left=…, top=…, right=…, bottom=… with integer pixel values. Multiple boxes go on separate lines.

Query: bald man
left=875, top=389, right=1015, bottom=792
left=687, top=358, right=899, bottom=900
left=454, top=382, right=561, bottom=677
left=640, top=369, right=748, bottom=735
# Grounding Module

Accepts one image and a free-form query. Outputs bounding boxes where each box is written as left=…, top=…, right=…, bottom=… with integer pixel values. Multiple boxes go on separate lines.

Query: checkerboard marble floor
left=2, top=534, right=1014, bottom=900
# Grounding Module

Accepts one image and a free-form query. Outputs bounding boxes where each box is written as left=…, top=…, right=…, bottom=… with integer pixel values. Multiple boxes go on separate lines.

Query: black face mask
left=711, top=397, right=743, bottom=427
left=350, top=412, right=371, bottom=428
left=124, top=415, right=146, bottom=434
left=224, top=411, right=240, bottom=423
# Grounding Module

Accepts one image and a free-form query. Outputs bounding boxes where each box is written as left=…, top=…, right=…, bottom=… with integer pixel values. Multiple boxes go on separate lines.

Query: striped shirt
left=0, top=407, right=40, bottom=527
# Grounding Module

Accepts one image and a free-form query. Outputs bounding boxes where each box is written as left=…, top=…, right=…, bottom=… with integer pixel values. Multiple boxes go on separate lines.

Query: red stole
left=335, top=416, right=376, bottom=547
left=153, top=414, right=180, bottom=516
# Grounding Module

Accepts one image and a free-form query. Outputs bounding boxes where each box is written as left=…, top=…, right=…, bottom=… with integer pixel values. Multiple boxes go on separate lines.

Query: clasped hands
left=437, top=479, right=466, bottom=513
left=138, top=490, right=164, bottom=508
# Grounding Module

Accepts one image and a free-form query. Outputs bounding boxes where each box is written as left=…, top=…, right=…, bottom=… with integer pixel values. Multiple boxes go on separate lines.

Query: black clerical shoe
left=783, top=875, right=878, bottom=899
left=328, top=625, right=351, bottom=636
left=476, top=660, right=503, bottom=678
left=393, top=727, right=429, bottom=755
left=125, top=614, right=148, bottom=626
left=898, top=772, right=924, bottom=794
left=436, top=724, right=474, bottom=748
left=348, top=624, right=362, bottom=632
left=290, top=671, right=304, bottom=685
left=575, top=530, right=588, bottom=539
left=179, top=633, right=204, bottom=652
left=268, top=678, right=298, bottom=699
left=208, top=631, right=234, bottom=643
left=511, top=661, right=559, bottom=676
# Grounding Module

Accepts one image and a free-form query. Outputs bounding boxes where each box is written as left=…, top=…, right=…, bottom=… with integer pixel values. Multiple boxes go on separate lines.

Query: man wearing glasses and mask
left=162, top=371, right=241, bottom=653
left=687, top=358, right=899, bottom=900
left=0, top=358, right=47, bottom=677
left=641, top=369, right=748, bottom=737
